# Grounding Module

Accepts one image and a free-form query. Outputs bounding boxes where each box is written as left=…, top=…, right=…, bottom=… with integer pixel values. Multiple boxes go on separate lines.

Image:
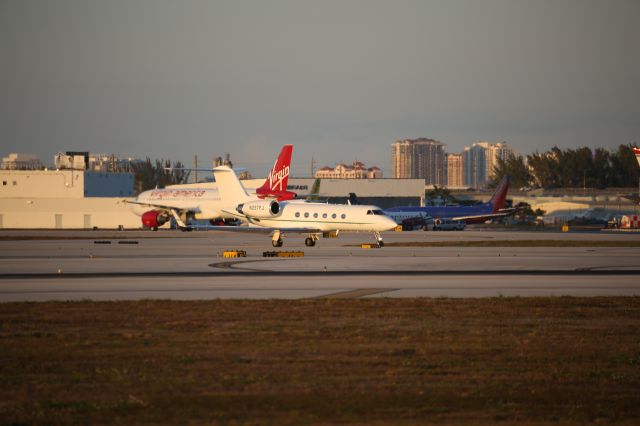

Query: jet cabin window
left=304, top=212, right=309, bottom=218
left=295, top=212, right=300, bottom=218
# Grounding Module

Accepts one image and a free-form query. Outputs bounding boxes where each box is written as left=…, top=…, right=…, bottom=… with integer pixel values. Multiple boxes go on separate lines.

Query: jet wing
left=206, top=225, right=323, bottom=234
left=451, top=211, right=513, bottom=223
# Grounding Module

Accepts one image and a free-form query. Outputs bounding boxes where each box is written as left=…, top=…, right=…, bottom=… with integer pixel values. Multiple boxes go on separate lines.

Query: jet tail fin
left=255, top=145, right=296, bottom=200
left=213, top=166, right=252, bottom=206
left=489, top=175, right=510, bottom=213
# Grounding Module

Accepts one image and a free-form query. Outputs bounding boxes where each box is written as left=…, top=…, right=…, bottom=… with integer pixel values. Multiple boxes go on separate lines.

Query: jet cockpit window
left=366, top=210, right=373, bottom=215
left=372, top=210, right=385, bottom=215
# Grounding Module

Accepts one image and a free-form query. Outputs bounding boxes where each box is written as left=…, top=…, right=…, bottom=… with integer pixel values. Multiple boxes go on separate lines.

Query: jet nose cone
left=381, top=215, right=398, bottom=231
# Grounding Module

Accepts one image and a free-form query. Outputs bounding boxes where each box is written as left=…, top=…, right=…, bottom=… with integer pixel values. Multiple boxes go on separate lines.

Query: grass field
left=1, top=298, right=639, bottom=424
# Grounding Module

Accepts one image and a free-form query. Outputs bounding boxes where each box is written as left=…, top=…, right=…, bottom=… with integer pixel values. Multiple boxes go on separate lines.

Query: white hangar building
left=0, top=169, right=138, bottom=229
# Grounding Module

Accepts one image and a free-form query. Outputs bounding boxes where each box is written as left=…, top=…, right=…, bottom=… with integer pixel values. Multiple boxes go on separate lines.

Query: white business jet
left=212, top=166, right=398, bottom=247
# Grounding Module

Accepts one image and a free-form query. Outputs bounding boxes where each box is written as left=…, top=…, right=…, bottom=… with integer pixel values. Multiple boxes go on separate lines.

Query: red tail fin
left=633, top=147, right=640, bottom=168
left=490, top=176, right=510, bottom=213
left=255, top=145, right=296, bottom=200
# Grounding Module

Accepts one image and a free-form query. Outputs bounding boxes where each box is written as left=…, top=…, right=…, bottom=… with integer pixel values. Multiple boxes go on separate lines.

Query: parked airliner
left=127, top=145, right=295, bottom=230
left=385, top=175, right=512, bottom=225
left=211, top=166, right=397, bottom=247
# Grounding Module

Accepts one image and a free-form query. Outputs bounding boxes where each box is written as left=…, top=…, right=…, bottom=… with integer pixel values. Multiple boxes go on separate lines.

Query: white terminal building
left=1, top=153, right=138, bottom=229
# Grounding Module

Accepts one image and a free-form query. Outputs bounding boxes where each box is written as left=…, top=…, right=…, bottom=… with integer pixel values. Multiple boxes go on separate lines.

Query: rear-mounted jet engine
left=236, top=200, right=280, bottom=218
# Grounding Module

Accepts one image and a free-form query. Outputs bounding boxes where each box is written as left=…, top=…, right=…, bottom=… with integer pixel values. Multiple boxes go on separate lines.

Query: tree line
left=131, top=158, right=190, bottom=194
left=490, top=144, right=639, bottom=189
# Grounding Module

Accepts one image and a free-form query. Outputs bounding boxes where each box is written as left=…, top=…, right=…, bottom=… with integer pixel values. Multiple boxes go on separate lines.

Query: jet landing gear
left=373, top=231, right=384, bottom=248
left=272, top=230, right=284, bottom=247
left=305, top=234, right=319, bottom=247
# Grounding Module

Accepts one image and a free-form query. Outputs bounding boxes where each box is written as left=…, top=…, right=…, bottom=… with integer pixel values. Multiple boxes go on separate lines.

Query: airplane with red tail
left=127, top=145, right=296, bottom=230
left=385, top=176, right=513, bottom=225
left=255, top=144, right=295, bottom=200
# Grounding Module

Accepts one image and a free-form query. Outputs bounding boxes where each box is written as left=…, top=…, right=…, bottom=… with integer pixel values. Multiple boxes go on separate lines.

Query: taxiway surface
left=1, top=229, right=639, bottom=300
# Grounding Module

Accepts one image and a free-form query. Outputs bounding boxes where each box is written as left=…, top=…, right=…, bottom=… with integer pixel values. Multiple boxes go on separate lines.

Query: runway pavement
left=1, top=229, right=640, bottom=300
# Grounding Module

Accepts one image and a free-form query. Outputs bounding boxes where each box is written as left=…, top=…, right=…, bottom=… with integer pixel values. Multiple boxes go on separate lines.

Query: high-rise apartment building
left=391, top=138, right=445, bottom=185
left=462, top=141, right=515, bottom=188
left=486, top=141, right=514, bottom=179
left=391, top=140, right=414, bottom=179
left=446, top=153, right=464, bottom=188
left=463, top=144, right=486, bottom=189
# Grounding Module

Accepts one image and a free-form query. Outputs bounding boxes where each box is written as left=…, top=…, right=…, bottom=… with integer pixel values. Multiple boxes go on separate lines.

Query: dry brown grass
left=1, top=298, right=639, bottom=425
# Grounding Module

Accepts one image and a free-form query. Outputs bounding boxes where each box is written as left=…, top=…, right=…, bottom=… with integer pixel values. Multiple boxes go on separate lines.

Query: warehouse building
left=0, top=169, right=138, bottom=229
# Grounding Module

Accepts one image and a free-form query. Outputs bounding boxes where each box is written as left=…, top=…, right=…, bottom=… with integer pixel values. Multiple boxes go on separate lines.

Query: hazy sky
left=1, top=0, right=639, bottom=176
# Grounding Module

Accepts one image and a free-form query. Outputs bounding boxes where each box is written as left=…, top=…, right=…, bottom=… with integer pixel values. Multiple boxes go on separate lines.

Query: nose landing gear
left=373, top=231, right=384, bottom=247
left=271, top=230, right=284, bottom=247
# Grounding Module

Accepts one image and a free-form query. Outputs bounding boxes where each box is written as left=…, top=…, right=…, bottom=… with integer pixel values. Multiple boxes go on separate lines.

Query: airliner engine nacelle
left=236, top=200, right=280, bottom=218
left=141, top=210, right=170, bottom=229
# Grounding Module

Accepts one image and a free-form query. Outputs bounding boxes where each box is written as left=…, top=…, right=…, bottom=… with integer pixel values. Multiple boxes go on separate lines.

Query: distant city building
left=462, top=145, right=486, bottom=189
left=391, top=138, right=445, bottom=185
left=485, top=141, right=514, bottom=179
left=462, top=141, right=515, bottom=188
left=1, top=153, right=43, bottom=170
left=54, top=151, right=138, bottom=172
left=314, top=161, right=382, bottom=179
left=446, top=153, right=464, bottom=188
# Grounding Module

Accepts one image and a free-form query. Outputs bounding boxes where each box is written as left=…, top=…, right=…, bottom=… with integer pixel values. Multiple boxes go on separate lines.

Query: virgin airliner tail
left=255, top=144, right=297, bottom=201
